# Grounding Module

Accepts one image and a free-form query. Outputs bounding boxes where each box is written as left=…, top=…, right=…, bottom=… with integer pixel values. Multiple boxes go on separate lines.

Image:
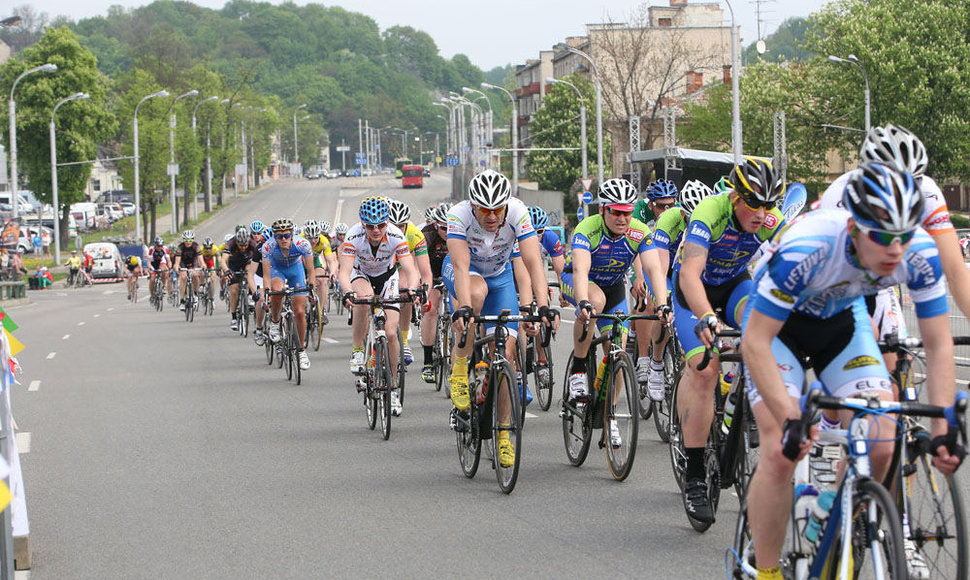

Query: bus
left=401, top=165, right=424, bottom=189
left=394, top=157, right=412, bottom=179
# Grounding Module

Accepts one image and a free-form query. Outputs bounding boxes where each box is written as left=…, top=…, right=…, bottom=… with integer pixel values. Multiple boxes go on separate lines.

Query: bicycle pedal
left=355, top=379, right=366, bottom=393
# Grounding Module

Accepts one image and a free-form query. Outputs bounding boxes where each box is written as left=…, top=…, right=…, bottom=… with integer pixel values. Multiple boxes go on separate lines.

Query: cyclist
left=643, top=179, right=714, bottom=400
left=174, top=230, right=205, bottom=311
left=66, top=250, right=82, bottom=285
left=741, top=162, right=962, bottom=580
left=333, top=222, right=349, bottom=248
left=388, top=199, right=433, bottom=366
left=304, top=219, right=337, bottom=325
left=124, top=255, right=142, bottom=300
left=221, top=227, right=259, bottom=332
left=528, top=205, right=566, bottom=386
left=200, top=236, right=222, bottom=304
left=251, top=224, right=271, bottom=345
left=420, top=202, right=452, bottom=383
left=261, top=218, right=314, bottom=371
left=673, top=157, right=785, bottom=523
left=147, top=237, right=172, bottom=298
left=338, top=196, right=423, bottom=417
left=562, top=177, right=668, bottom=449
left=445, top=170, right=558, bottom=469
left=633, top=178, right=678, bottom=229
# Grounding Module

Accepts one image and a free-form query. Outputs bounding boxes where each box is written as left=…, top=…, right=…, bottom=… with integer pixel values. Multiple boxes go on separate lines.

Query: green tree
left=0, top=26, right=117, bottom=249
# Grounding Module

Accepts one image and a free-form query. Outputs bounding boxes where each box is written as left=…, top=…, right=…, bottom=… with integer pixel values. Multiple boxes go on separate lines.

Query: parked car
left=17, top=226, right=53, bottom=253
left=98, top=190, right=134, bottom=204
left=83, top=242, right=124, bottom=279
left=325, top=169, right=340, bottom=179
left=98, top=203, right=124, bottom=222
left=305, top=170, right=322, bottom=180
left=119, top=202, right=136, bottom=216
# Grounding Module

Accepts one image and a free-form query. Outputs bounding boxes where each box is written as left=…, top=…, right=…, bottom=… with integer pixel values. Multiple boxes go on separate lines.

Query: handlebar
left=578, top=312, right=661, bottom=343
left=457, top=311, right=548, bottom=349
left=697, top=327, right=741, bottom=371
left=346, top=293, right=420, bottom=325
left=879, top=333, right=970, bottom=353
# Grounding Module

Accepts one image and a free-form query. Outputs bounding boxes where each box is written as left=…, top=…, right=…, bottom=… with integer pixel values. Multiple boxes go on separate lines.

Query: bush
left=951, top=213, right=970, bottom=229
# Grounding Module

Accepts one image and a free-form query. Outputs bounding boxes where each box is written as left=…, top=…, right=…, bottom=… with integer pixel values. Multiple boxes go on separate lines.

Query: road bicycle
left=234, top=275, right=250, bottom=338
left=180, top=268, right=199, bottom=323
left=128, top=276, right=139, bottom=304
left=267, top=287, right=308, bottom=385
left=327, top=277, right=344, bottom=316
left=668, top=326, right=758, bottom=531
left=646, top=318, right=684, bottom=441
left=306, top=274, right=330, bottom=351
left=349, top=294, right=414, bottom=440
left=561, top=311, right=657, bottom=481
left=200, top=270, right=216, bottom=316
left=451, top=309, right=548, bottom=494
left=728, top=387, right=967, bottom=580
left=523, top=297, right=556, bottom=412
left=426, top=279, right=453, bottom=393
left=149, top=269, right=165, bottom=312
left=263, top=310, right=275, bottom=366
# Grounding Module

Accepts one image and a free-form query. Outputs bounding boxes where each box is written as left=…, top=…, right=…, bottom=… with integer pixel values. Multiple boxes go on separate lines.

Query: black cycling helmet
left=729, top=158, right=784, bottom=206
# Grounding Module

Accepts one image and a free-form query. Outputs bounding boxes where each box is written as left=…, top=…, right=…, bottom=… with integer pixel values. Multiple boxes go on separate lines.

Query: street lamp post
left=49, top=92, right=89, bottom=264
left=134, top=90, right=169, bottom=244
left=293, top=103, right=306, bottom=176
left=547, top=77, right=588, bottom=182
left=723, top=0, right=742, bottom=165
left=9, top=63, right=57, bottom=219
left=463, top=87, right=493, bottom=168
left=192, top=95, right=218, bottom=219
left=482, top=82, right=518, bottom=195
left=558, top=45, right=603, bottom=188
left=169, top=89, right=198, bottom=234
left=828, top=54, right=871, bottom=133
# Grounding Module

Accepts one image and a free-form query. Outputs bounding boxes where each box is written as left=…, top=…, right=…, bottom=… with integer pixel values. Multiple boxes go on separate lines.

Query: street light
left=168, top=89, right=198, bottom=233
left=723, top=0, right=742, bottom=165
left=553, top=44, right=603, bottom=189
left=192, top=96, right=218, bottom=217
left=482, top=82, right=518, bottom=194
left=9, top=62, right=56, bottom=219
left=293, top=103, right=307, bottom=174
left=134, top=90, right=169, bottom=243
left=828, top=54, right=871, bottom=133
left=547, top=77, right=588, bottom=182
left=463, top=87, right=493, bottom=168
left=49, top=92, right=88, bottom=264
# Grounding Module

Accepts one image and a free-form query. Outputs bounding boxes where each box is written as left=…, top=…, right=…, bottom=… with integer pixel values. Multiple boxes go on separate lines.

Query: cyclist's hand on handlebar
left=342, top=291, right=356, bottom=309
left=655, top=303, right=671, bottom=323
left=631, top=276, right=646, bottom=300
left=780, top=418, right=817, bottom=463
left=451, top=305, right=473, bottom=334
left=693, top=312, right=720, bottom=347
left=930, top=427, right=967, bottom=475
left=538, top=305, right=560, bottom=332
left=575, top=300, right=594, bottom=322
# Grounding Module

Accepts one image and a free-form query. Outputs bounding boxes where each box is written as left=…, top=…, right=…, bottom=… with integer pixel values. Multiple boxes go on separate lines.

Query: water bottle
left=475, top=360, right=489, bottom=404
left=793, top=483, right=819, bottom=540
left=593, top=356, right=607, bottom=391
left=719, top=372, right=736, bottom=435
left=803, top=490, right=837, bottom=545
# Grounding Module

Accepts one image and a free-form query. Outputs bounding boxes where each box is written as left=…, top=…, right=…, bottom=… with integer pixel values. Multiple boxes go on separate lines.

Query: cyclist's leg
left=267, top=266, right=286, bottom=323
left=421, top=286, right=442, bottom=370
left=177, top=267, right=187, bottom=301
left=350, top=271, right=375, bottom=348
left=228, top=272, right=241, bottom=316
left=560, top=272, right=607, bottom=361
left=480, top=268, right=519, bottom=424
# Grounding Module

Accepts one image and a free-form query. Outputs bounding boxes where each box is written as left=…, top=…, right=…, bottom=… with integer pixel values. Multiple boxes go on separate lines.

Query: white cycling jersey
left=340, top=223, right=410, bottom=278
left=446, top=198, right=534, bottom=278
left=816, top=171, right=954, bottom=236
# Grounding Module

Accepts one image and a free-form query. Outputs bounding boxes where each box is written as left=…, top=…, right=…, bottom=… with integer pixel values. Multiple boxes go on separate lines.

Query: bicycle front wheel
left=376, top=338, right=392, bottom=440
left=291, top=316, right=302, bottom=385
left=561, top=353, right=593, bottom=467
left=310, top=303, right=323, bottom=351
left=653, top=340, right=679, bottom=443
left=535, top=339, right=554, bottom=412
left=827, top=478, right=907, bottom=580
left=605, top=351, right=639, bottom=481
left=264, top=315, right=274, bottom=365
left=434, top=316, right=451, bottom=393
left=492, top=362, right=521, bottom=494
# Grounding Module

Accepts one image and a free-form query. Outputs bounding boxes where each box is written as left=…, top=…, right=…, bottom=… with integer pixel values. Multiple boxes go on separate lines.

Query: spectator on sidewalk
left=31, top=232, right=42, bottom=257
left=36, top=267, right=52, bottom=289
left=9, top=250, right=26, bottom=281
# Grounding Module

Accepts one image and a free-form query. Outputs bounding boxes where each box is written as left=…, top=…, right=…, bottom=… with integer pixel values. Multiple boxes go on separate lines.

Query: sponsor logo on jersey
left=854, top=378, right=891, bottom=391
left=689, top=223, right=711, bottom=242
left=777, top=363, right=794, bottom=371
left=783, top=247, right=826, bottom=292
left=769, top=288, right=795, bottom=304
left=925, top=212, right=952, bottom=228
left=905, top=250, right=936, bottom=286
left=763, top=213, right=779, bottom=229
left=627, top=228, right=645, bottom=242
left=843, top=355, right=879, bottom=371
left=723, top=233, right=739, bottom=242
left=573, top=237, right=591, bottom=251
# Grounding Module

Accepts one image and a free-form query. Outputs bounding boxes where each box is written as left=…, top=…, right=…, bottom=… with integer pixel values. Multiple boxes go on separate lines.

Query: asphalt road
left=6, top=176, right=967, bottom=579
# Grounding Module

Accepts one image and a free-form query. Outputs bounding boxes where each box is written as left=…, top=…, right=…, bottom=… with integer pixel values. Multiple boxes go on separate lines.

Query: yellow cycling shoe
left=497, top=431, right=515, bottom=468
left=449, top=375, right=470, bottom=411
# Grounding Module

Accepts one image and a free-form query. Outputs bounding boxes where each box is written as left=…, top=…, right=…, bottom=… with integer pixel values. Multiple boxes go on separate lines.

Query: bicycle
left=452, top=309, right=547, bottom=493
left=880, top=333, right=970, bottom=579
left=728, top=387, right=967, bottom=580
left=234, top=275, right=250, bottom=338
left=150, top=269, right=165, bottom=312
left=523, top=295, right=556, bottom=412
left=128, top=276, right=139, bottom=304
left=200, top=270, right=216, bottom=316
left=267, top=287, right=307, bottom=385
left=263, top=310, right=274, bottom=366
left=306, top=274, right=330, bottom=351
left=427, top=279, right=453, bottom=393
left=328, top=277, right=344, bottom=316
left=349, top=294, right=413, bottom=440
left=395, top=293, right=422, bottom=407
left=180, top=268, right=198, bottom=323
left=668, top=326, right=757, bottom=531
left=646, top=318, right=684, bottom=441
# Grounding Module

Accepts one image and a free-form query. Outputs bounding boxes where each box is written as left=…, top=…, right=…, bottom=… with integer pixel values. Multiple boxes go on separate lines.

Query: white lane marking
left=561, top=319, right=574, bottom=325
left=15, top=432, right=30, bottom=453
left=334, top=198, right=344, bottom=226
left=62, top=334, right=70, bottom=340
left=525, top=412, right=538, bottom=419
left=323, top=337, right=339, bottom=344
left=77, top=321, right=85, bottom=326
left=46, top=352, right=56, bottom=360
left=28, top=381, right=40, bottom=392
left=107, top=307, right=115, bottom=312
left=14, top=569, right=29, bottom=580
left=93, top=314, right=101, bottom=318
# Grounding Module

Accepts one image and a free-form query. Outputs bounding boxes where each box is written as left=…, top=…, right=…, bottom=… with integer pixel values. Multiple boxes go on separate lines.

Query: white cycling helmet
left=319, top=220, right=332, bottom=235
left=303, top=221, right=321, bottom=238
left=597, top=178, right=638, bottom=210
left=843, top=162, right=924, bottom=234
left=388, top=199, right=411, bottom=224
left=334, top=222, right=349, bottom=235
left=468, top=169, right=511, bottom=209
left=182, top=230, right=195, bottom=241
left=859, top=124, right=929, bottom=178
left=679, top=180, right=714, bottom=218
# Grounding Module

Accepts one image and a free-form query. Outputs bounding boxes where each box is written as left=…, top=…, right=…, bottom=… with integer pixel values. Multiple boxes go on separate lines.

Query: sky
left=34, top=0, right=832, bottom=70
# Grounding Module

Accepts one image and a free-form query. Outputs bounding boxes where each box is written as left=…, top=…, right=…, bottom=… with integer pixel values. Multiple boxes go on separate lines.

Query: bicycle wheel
left=653, top=340, right=678, bottom=442
left=240, top=298, right=250, bottom=338
left=376, top=337, right=392, bottom=440
left=434, top=315, right=451, bottom=393
left=516, top=333, right=529, bottom=424
left=275, top=319, right=285, bottom=369
left=893, top=427, right=967, bottom=580
left=668, top=370, right=687, bottom=493
left=605, top=351, right=639, bottom=481
left=291, top=315, right=302, bottom=385
left=284, top=316, right=294, bottom=381
left=827, top=478, right=906, bottom=580
left=264, top=314, right=274, bottom=365
left=310, top=302, right=322, bottom=351
left=561, top=353, right=593, bottom=467
left=396, top=328, right=406, bottom=406
left=726, top=499, right=757, bottom=579
left=492, top=362, right=521, bottom=493
left=534, top=338, right=554, bottom=412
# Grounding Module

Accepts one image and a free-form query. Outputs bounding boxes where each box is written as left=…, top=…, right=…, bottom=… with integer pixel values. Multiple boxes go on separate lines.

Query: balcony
left=515, top=81, right=540, bottom=98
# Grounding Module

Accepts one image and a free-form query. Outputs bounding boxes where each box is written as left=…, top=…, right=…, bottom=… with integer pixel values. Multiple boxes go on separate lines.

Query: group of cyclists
left=114, top=120, right=968, bottom=577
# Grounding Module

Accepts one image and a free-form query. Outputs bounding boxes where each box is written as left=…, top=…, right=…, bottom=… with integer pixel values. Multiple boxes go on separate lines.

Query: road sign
left=355, top=152, right=366, bottom=166
left=336, top=146, right=350, bottom=152
left=576, top=206, right=584, bottom=220
left=580, top=177, right=593, bottom=193
left=582, top=191, right=593, bottom=204
left=167, top=163, right=179, bottom=176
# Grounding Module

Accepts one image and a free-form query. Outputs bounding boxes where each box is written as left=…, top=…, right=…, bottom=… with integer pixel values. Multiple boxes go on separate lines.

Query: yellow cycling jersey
left=402, top=222, right=428, bottom=257
left=201, top=244, right=224, bottom=260
left=310, top=234, right=333, bottom=257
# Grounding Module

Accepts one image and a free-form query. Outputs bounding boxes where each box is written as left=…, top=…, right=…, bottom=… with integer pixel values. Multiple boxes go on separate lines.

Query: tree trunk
left=150, top=200, right=157, bottom=242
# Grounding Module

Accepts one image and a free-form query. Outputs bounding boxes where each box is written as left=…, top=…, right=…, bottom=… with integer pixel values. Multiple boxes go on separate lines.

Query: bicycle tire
left=492, top=362, right=521, bottom=493
left=456, top=357, right=485, bottom=477
left=275, top=319, right=285, bottom=370
left=396, top=328, right=406, bottom=406
left=284, top=315, right=294, bottom=381
left=240, top=298, right=249, bottom=338
left=561, top=353, right=593, bottom=467
left=516, top=333, right=529, bottom=424
left=434, top=315, right=450, bottom=393
left=264, top=314, right=274, bottom=365
left=890, top=426, right=968, bottom=580
left=726, top=498, right=756, bottom=579
left=606, top=351, right=639, bottom=481
left=310, top=302, right=322, bottom=351
left=668, top=369, right=687, bottom=493
left=653, top=339, right=679, bottom=443
left=376, top=337, right=392, bottom=440
left=534, top=337, right=554, bottom=412
left=292, top=315, right=302, bottom=385
left=185, top=285, right=193, bottom=322
left=827, top=478, right=906, bottom=580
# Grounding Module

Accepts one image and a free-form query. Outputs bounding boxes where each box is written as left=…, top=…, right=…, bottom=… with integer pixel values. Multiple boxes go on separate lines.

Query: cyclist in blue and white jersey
left=741, top=162, right=963, bottom=580
left=446, top=170, right=558, bottom=469
left=529, top=206, right=566, bottom=280
left=261, top=218, right=315, bottom=371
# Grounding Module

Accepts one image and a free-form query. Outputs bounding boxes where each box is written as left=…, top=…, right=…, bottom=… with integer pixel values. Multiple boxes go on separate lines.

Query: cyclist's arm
left=302, top=254, right=315, bottom=289
left=325, top=252, right=338, bottom=275
left=512, top=256, right=533, bottom=306
left=919, top=313, right=957, bottom=440
left=194, top=254, right=205, bottom=270
left=641, top=248, right=667, bottom=305
left=446, top=236, right=472, bottom=309
left=518, top=235, right=549, bottom=308
left=337, top=251, right=355, bottom=295
left=679, top=241, right=714, bottom=318
left=416, top=252, right=433, bottom=290
left=400, top=252, right=421, bottom=296
left=245, top=260, right=258, bottom=292
left=551, top=254, right=565, bottom=280
left=742, top=309, right=797, bottom=426
left=933, top=230, right=970, bottom=319
left=570, top=247, right=592, bottom=305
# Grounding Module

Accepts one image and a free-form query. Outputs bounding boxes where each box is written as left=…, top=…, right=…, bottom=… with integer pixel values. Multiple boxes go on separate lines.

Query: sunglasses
left=364, top=223, right=387, bottom=230
left=739, top=196, right=777, bottom=211
left=274, top=233, right=292, bottom=240
left=857, top=225, right=916, bottom=247
left=605, top=207, right=632, bottom=217
left=536, top=228, right=545, bottom=236
left=474, top=206, right=506, bottom=216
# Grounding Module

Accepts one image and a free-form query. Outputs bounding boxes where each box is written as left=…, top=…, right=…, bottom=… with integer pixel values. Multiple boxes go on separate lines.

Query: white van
left=0, top=193, right=32, bottom=215
left=83, top=242, right=123, bottom=279
left=71, top=202, right=98, bottom=230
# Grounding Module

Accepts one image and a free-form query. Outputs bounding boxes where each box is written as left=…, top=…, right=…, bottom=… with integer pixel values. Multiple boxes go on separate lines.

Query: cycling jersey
left=446, top=198, right=534, bottom=279
left=340, top=223, right=410, bottom=278
left=148, top=246, right=170, bottom=267
left=67, top=256, right=82, bottom=269
left=652, top=207, right=688, bottom=274
left=816, top=171, right=954, bottom=236
left=201, top=244, right=223, bottom=269
left=751, top=209, right=948, bottom=321
left=174, top=242, right=202, bottom=268
left=538, top=229, right=565, bottom=259
left=224, top=238, right=257, bottom=271
left=401, top=222, right=428, bottom=257
left=632, top=199, right=657, bottom=229
left=674, top=192, right=784, bottom=285
left=421, top=222, right=449, bottom=277
left=565, top=214, right=654, bottom=287
left=260, top=235, right=313, bottom=269
left=310, top=234, right=333, bottom=257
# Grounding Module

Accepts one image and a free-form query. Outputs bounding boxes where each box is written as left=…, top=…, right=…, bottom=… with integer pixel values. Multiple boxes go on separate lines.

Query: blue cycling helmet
left=646, top=179, right=678, bottom=200
left=359, top=195, right=390, bottom=225
left=528, top=206, right=548, bottom=229
left=260, top=226, right=272, bottom=239
left=249, top=220, right=264, bottom=234
left=843, top=162, right=923, bottom=234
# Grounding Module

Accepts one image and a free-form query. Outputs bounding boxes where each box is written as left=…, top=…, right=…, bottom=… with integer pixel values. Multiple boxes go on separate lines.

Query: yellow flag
left=0, top=480, right=10, bottom=511
left=3, top=329, right=23, bottom=357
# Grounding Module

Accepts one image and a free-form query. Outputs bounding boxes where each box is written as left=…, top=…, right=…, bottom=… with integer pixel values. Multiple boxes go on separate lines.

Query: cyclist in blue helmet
left=250, top=220, right=265, bottom=234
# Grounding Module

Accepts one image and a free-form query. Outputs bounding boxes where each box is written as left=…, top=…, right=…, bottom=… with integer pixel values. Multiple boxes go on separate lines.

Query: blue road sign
left=576, top=206, right=584, bottom=220
left=582, top=191, right=593, bottom=204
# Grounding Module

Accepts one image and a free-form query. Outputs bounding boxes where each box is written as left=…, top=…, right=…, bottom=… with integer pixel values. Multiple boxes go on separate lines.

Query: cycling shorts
left=269, top=261, right=307, bottom=291
left=744, top=299, right=892, bottom=407
left=442, top=255, right=518, bottom=337
left=672, top=270, right=751, bottom=360
left=351, top=267, right=400, bottom=312
left=560, top=274, right=629, bottom=333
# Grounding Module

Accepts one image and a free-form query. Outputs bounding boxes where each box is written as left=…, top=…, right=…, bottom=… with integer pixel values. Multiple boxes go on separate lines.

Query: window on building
left=93, top=179, right=101, bottom=192
left=658, top=18, right=672, bottom=27
left=686, top=71, right=703, bottom=94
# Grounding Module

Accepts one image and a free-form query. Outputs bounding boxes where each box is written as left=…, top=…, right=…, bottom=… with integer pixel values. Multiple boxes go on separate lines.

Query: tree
left=0, top=26, right=116, bottom=249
